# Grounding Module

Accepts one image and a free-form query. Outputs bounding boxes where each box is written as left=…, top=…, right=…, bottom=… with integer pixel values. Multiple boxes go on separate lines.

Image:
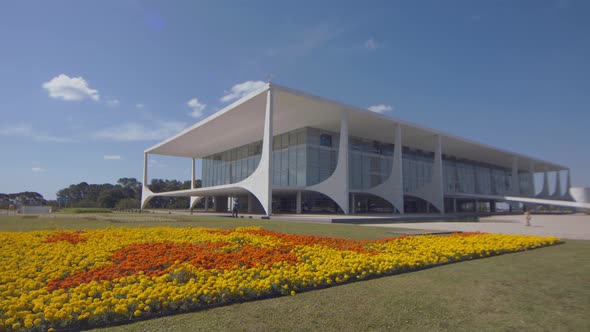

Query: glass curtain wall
left=402, top=148, right=434, bottom=193
left=202, top=127, right=337, bottom=188
left=442, top=159, right=516, bottom=195
left=201, top=141, right=262, bottom=187
left=349, top=138, right=393, bottom=190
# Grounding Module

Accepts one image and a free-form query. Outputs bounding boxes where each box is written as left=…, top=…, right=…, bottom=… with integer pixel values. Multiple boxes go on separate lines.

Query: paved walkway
left=363, top=214, right=590, bottom=240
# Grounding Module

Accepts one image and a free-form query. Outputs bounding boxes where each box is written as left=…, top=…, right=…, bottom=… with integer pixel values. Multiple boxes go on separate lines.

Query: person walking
left=524, top=211, right=532, bottom=226
left=232, top=197, right=240, bottom=218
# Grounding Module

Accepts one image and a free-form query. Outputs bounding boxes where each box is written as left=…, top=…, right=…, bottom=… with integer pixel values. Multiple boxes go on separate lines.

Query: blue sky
left=0, top=0, right=588, bottom=200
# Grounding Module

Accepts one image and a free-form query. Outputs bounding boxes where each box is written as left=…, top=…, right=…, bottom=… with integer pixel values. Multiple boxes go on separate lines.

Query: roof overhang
left=146, top=83, right=567, bottom=172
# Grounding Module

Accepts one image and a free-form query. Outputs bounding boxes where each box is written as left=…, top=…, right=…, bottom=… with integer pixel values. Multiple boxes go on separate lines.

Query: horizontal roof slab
left=146, top=84, right=566, bottom=172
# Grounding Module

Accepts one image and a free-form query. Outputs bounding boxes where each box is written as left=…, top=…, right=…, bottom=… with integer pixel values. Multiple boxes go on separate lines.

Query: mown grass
left=56, top=208, right=113, bottom=214
left=1, top=214, right=587, bottom=331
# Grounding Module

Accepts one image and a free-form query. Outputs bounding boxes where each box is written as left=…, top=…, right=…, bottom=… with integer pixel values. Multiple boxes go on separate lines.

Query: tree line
left=1, top=178, right=199, bottom=210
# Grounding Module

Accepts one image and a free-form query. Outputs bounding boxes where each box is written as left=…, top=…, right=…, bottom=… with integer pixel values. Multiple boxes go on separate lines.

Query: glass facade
left=202, top=127, right=339, bottom=188
left=201, top=126, right=533, bottom=196
left=402, top=148, right=434, bottom=193
left=349, top=138, right=394, bottom=190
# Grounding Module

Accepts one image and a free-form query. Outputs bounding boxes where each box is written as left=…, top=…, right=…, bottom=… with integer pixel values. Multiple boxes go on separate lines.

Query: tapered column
left=191, top=158, right=195, bottom=189
left=365, top=123, right=404, bottom=214
left=143, top=153, right=148, bottom=188
left=565, top=169, right=572, bottom=198
left=140, top=153, right=154, bottom=209
left=554, top=171, right=562, bottom=197
left=296, top=191, right=302, bottom=214
left=305, top=110, right=349, bottom=214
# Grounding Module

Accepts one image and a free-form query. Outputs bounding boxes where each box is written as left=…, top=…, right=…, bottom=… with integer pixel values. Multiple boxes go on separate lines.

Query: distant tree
left=98, top=186, right=129, bottom=208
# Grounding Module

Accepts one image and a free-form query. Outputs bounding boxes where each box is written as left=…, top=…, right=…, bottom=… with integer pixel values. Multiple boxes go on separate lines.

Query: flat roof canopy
left=146, top=84, right=566, bottom=172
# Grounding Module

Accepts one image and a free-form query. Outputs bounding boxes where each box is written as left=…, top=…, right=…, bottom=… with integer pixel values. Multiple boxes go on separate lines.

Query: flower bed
left=0, top=227, right=560, bottom=330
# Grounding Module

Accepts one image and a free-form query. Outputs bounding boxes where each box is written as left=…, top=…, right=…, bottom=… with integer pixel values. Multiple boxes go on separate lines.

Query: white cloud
left=367, top=104, right=393, bottom=113
left=0, top=124, right=70, bottom=143
left=220, top=81, right=266, bottom=103
left=187, top=98, right=206, bottom=118
left=42, top=74, right=100, bottom=101
left=104, top=155, right=121, bottom=160
left=105, top=97, right=120, bottom=107
left=93, top=121, right=187, bottom=141
left=364, top=37, right=382, bottom=50
left=32, top=167, right=47, bottom=172
left=136, top=103, right=145, bottom=109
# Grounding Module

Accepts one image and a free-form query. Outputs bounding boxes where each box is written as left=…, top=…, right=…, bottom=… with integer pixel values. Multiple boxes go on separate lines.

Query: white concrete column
left=553, top=171, right=562, bottom=197
left=141, top=153, right=154, bottom=209
left=565, top=169, right=572, bottom=198
left=306, top=110, right=349, bottom=214
left=191, top=158, right=195, bottom=189
left=234, top=85, right=274, bottom=216
left=364, top=123, right=404, bottom=214
left=528, top=163, right=536, bottom=197
left=539, top=166, right=550, bottom=197
left=296, top=191, right=302, bottom=214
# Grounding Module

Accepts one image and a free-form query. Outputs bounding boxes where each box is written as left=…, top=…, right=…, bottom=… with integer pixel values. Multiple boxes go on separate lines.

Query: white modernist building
left=142, top=83, right=584, bottom=216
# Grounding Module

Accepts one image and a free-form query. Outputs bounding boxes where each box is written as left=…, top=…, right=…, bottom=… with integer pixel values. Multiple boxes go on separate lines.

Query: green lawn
left=1, top=214, right=588, bottom=331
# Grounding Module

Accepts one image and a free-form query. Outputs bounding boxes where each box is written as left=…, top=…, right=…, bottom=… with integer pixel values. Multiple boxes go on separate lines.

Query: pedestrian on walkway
left=232, top=197, right=240, bottom=218
left=524, top=211, right=532, bottom=226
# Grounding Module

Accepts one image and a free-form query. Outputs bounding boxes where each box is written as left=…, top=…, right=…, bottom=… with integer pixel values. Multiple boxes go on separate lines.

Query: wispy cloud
left=136, top=103, right=145, bottom=109
left=0, top=124, right=71, bottom=143
left=105, top=97, right=120, bottom=107
left=93, top=121, right=187, bottom=141
left=32, top=167, right=47, bottom=172
left=104, top=155, right=121, bottom=160
left=367, top=104, right=393, bottom=113
left=364, top=37, right=382, bottom=50
left=187, top=98, right=207, bottom=118
left=42, top=74, right=100, bottom=101
left=221, top=81, right=266, bottom=103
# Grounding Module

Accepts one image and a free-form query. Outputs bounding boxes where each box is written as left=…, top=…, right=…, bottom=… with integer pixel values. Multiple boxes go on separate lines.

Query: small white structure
left=17, top=206, right=52, bottom=214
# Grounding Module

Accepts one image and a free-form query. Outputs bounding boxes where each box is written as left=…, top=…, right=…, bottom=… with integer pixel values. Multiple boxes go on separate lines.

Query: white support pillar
left=240, top=86, right=274, bottom=216
left=143, top=153, right=148, bottom=187
left=364, top=123, right=404, bottom=214
left=141, top=152, right=154, bottom=209
left=191, top=158, right=195, bottom=189
left=553, top=171, right=562, bottom=197
left=296, top=191, right=302, bottom=214
left=528, top=162, right=536, bottom=197
left=564, top=169, right=572, bottom=198
left=539, top=166, right=550, bottom=198
left=306, top=110, right=350, bottom=214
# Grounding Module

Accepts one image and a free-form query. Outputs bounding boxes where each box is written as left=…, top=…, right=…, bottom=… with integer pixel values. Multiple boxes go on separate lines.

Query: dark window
left=320, top=134, right=332, bottom=147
